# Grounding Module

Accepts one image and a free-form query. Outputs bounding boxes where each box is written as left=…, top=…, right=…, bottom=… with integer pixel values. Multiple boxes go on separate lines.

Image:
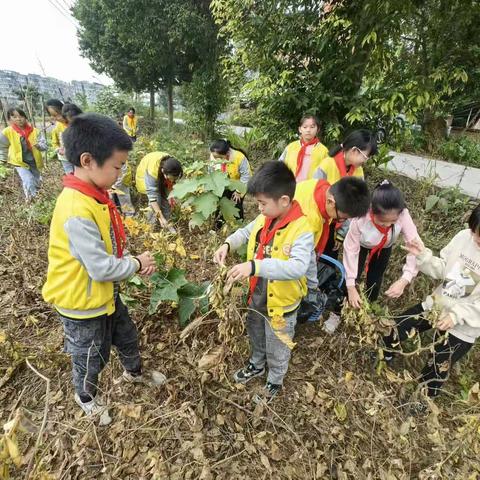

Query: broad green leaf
left=189, top=212, right=207, bottom=228
left=128, top=275, right=145, bottom=287
left=201, top=171, right=230, bottom=197
left=178, top=282, right=208, bottom=298
left=228, top=179, right=247, bottom=195
left=192, top=192, right=219, bottom=219
left=149, top=280, right=179, bottom=314
left=178, top=296, right=196, bottom=327
left=219, top=197, right=240, bottom=222
left=171, top=178, right=202, bottom=200
left=425, top=195, right=439, bottom=211
left=166, top=268, right=189, bottom=288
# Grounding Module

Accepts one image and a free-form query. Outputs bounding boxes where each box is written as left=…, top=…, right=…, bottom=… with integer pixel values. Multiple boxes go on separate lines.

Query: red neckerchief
left=313, top=180, right=332, bottom=254
left=11, top=123, right=34, bottom=151
left=296, top=137, right=319, bottom=177
left=249, top=201, right=304, bottom=302
left=63, top=175, right=126, bottom=258
left=334, top=151, right=356, bottom=178
left=164, top=177, right=175, bottom=207
left=365, top=211, right=391, bottom=274
left=221, top=151, right=230, bottom=173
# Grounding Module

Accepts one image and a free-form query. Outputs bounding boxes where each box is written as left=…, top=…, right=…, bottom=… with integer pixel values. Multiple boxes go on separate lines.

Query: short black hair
left=468, top=204, right=480, bottom=234
left=329, top=129, right=378, bottom=157
left=63, top=113, right=133, bottom=167
left=371, top=180, right=405, bottom=215
left=45, top=98, right=64, bottom=113
left=330, top=177, right=370, bottom=218
left=247, top=161, right=296, bottom=200
left=62, top=103, right=83, bottom=120
left=7, top=107, right=28, bottom=120
left=128, top=107, right=135, bottom=114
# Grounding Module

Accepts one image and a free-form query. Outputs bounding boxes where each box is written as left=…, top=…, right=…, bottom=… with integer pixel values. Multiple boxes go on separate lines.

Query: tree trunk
left=423, top=109, right=446, bottom=152
left=167, top=82, right=174, bottom=130
left=149, top=89, right=155, bottom=120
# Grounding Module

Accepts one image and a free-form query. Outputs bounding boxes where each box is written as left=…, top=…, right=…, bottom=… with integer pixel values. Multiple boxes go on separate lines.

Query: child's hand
left=227, top=262, right=252, bottom=282
left=385, top=278, right=408, bottom=298
left=403, top=237, right=425, bottom=256
left=213, top=244, right=229, bottom=266
left=437, top=312, right=454, bottom=331
left=347, top=286, right=362, bottom=308
left=231, top=191, right=242, bottom=203
left=137, top=251, right=156, bottom=276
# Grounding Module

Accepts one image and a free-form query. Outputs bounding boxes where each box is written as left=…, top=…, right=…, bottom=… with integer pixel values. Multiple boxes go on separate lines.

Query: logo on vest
left=282, top=244, right=292, bottom=256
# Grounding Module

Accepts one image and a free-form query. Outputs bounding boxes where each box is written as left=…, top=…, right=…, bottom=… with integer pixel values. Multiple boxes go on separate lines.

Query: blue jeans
left=15, top=166, right=41, bottom=199
left=60, top=298, right=141, bottom=400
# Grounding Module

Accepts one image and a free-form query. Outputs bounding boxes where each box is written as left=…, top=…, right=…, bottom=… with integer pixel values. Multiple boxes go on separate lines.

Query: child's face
left=298, top=119, right=319, bottom=142
left=211, top=151, right=227, bottom=160
left=47, top=107, right=65, bottom=123
left=80, top=149, right=128, bottom=190
left=325, top=194, right=349, bottom=221
left=345, top=147, right=370, bottom=167
left=373, top=210, right=400, bottom=227
left=255, top=193, right=291, bottom=218
left=128, top=110, right=135, bottom=117
left=10, top=111, right=27, bottom=128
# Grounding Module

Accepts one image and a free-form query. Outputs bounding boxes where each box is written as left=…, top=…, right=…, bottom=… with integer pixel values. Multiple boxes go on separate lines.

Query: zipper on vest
left=87, top=277, right=92, bottom=298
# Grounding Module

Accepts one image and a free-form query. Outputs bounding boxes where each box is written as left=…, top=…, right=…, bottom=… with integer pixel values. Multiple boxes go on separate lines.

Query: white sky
left=1, top=0, right=112, bottom=85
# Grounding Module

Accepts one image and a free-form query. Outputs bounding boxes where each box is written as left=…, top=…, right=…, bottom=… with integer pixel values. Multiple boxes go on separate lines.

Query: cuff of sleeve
left=416, top=248, right=432, bottom=265
left=254, top=260, right=261, bottom=276
left=401, top=272, right=413, bottom=284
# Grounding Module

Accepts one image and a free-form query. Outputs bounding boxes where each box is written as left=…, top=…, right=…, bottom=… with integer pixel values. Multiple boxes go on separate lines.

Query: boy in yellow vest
left=214, top=161, right=314, bottom=402
left=0, top=107, right=47, bottom=201
left=42, top=113, right=164, bottom=422
left=123, top=107, right=138, bottom=142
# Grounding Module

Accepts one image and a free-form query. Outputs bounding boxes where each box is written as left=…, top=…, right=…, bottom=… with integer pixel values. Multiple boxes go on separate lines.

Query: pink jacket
left=343, top=209, right=419, bottom=287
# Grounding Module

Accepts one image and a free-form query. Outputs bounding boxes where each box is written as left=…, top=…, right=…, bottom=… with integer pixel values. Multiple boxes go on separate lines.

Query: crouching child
left=213, top=161, right=314, bottom=402
left=42, top=113, right=165, bottom=422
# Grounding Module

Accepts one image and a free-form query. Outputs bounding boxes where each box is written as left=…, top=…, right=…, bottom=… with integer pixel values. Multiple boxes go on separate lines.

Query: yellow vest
left=247, top=214, right=311, bottom=317
left=135, top=151, right=170, bottom=194
left=123, top=115, right=137, bottom=137
left=51, top=121, right=68, bottom=150
left=42, top=188, right=116, bottom=318
left=284, top=140, right=329, bottom=180
left=317, top=155, right=364, bottom=184
left=123, top=160, right=133, bottom=187
left=225, top=149, right=251, bottom=180
left=2, top=126, right=43, bottom=169
left=294, top=179, right=331, bottom=244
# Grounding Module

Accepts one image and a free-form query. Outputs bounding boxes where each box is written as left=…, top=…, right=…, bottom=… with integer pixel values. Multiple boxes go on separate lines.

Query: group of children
left=1, top=102, right=476, bottom=419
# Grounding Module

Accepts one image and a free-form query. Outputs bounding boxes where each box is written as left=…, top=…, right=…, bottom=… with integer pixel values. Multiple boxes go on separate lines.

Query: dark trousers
left=383, top=303, right=473, bottom=397
left=61, top=297, right=142, bottom=401
left=215, top=189, right=244, bottom=229
left=323, top=222, right=338, bottom=259
left=357, top=246, right=392, bottom=301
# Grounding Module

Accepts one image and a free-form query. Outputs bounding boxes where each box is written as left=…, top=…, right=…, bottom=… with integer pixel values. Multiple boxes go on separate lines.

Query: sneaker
left=122, top=370, right=167, bottom=387
left=322, top=312, right=341, bottom=334
left=253, top=382, right=282, bottom=404
left=233, top=363, right=265, bottom=384
left=74, top=394, right=112, bottom=425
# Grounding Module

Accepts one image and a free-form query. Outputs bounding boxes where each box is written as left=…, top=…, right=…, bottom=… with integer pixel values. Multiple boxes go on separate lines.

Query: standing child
left=314, top=129, right=378, bottom=257
left=381, top=204, right=480, bottom=399
left=135, top=151, right=183, bottom=228
left=0, top=107, right=47, bottom=201
left=123, top=108, right=138, bottom=142
left=278, top=115, right=329, bottom=183
left=46, top=99, right=69, bottom=169
left=214, top=161, right=314, bottom=402
left=42, top=113, right=164, bottom=420
left=343, top=180, right=419, bottom=308
left=209, top=139, right=251, bottom=222
left=56, top=103, right=83, bottom=174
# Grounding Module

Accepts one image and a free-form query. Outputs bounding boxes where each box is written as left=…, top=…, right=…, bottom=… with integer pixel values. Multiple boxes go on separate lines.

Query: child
left=210, top=139, right=251, bottom=221
left=381, top=204, right=480, bottom=398
left=294, top=176, right=370, bottom=330
left=213, top=161, right=314, bottom=402
left=278, top=114, right=329, bottom=182
left=46, top=99, right=68, bottom=166
left=123, top=107, right=138, bottom=142
left=135, top=151, right=183, bottom=228
left=343, top=180, right=419, bottom=307
left=56, top=103, right=83, bottom=175
left=110, top=159, right=135, bottom=217
left=314, top=129, right=378, bottom=257
left=0, top=107, right=47, bottom=201
left=42, top=113, right=163, bottom=420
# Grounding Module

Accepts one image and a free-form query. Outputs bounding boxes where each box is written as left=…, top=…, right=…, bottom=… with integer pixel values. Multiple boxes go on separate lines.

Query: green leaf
left=189, top=212, right=207, bottom=228
left=171, top=178, right=201, bottom=200
left=192, top=192, right=219, bottom=219
left=219, top=197, right=240, bottom=222
left=178, top=282, right=208, bottom=298
left=425, top=195, right=439, bottom=211
left=201, top=171, right=230, bottom=197
left=178, top=296, right=196, bottom=327
left=228, top=179, right=247, bottom=195
left=128, top=275, right=145, bottom=286
left=148, top=268, right=189, bottom=314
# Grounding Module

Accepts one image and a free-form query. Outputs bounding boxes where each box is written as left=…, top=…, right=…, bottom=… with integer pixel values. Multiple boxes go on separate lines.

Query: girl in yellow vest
left=209, top=139, right=251, bottom=222
left=123, top=108, right=138, bottom=142
left=55, top=103, right=84, bottom=175
left=135, top=152, right=183, bottom=228
left=0, top=107, right=47, bottom=201
left=278, top=115, right=329, bottom=182
left=314, top=129, right=378, bottom=259
left=46, top=99, right=69, bottom=168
